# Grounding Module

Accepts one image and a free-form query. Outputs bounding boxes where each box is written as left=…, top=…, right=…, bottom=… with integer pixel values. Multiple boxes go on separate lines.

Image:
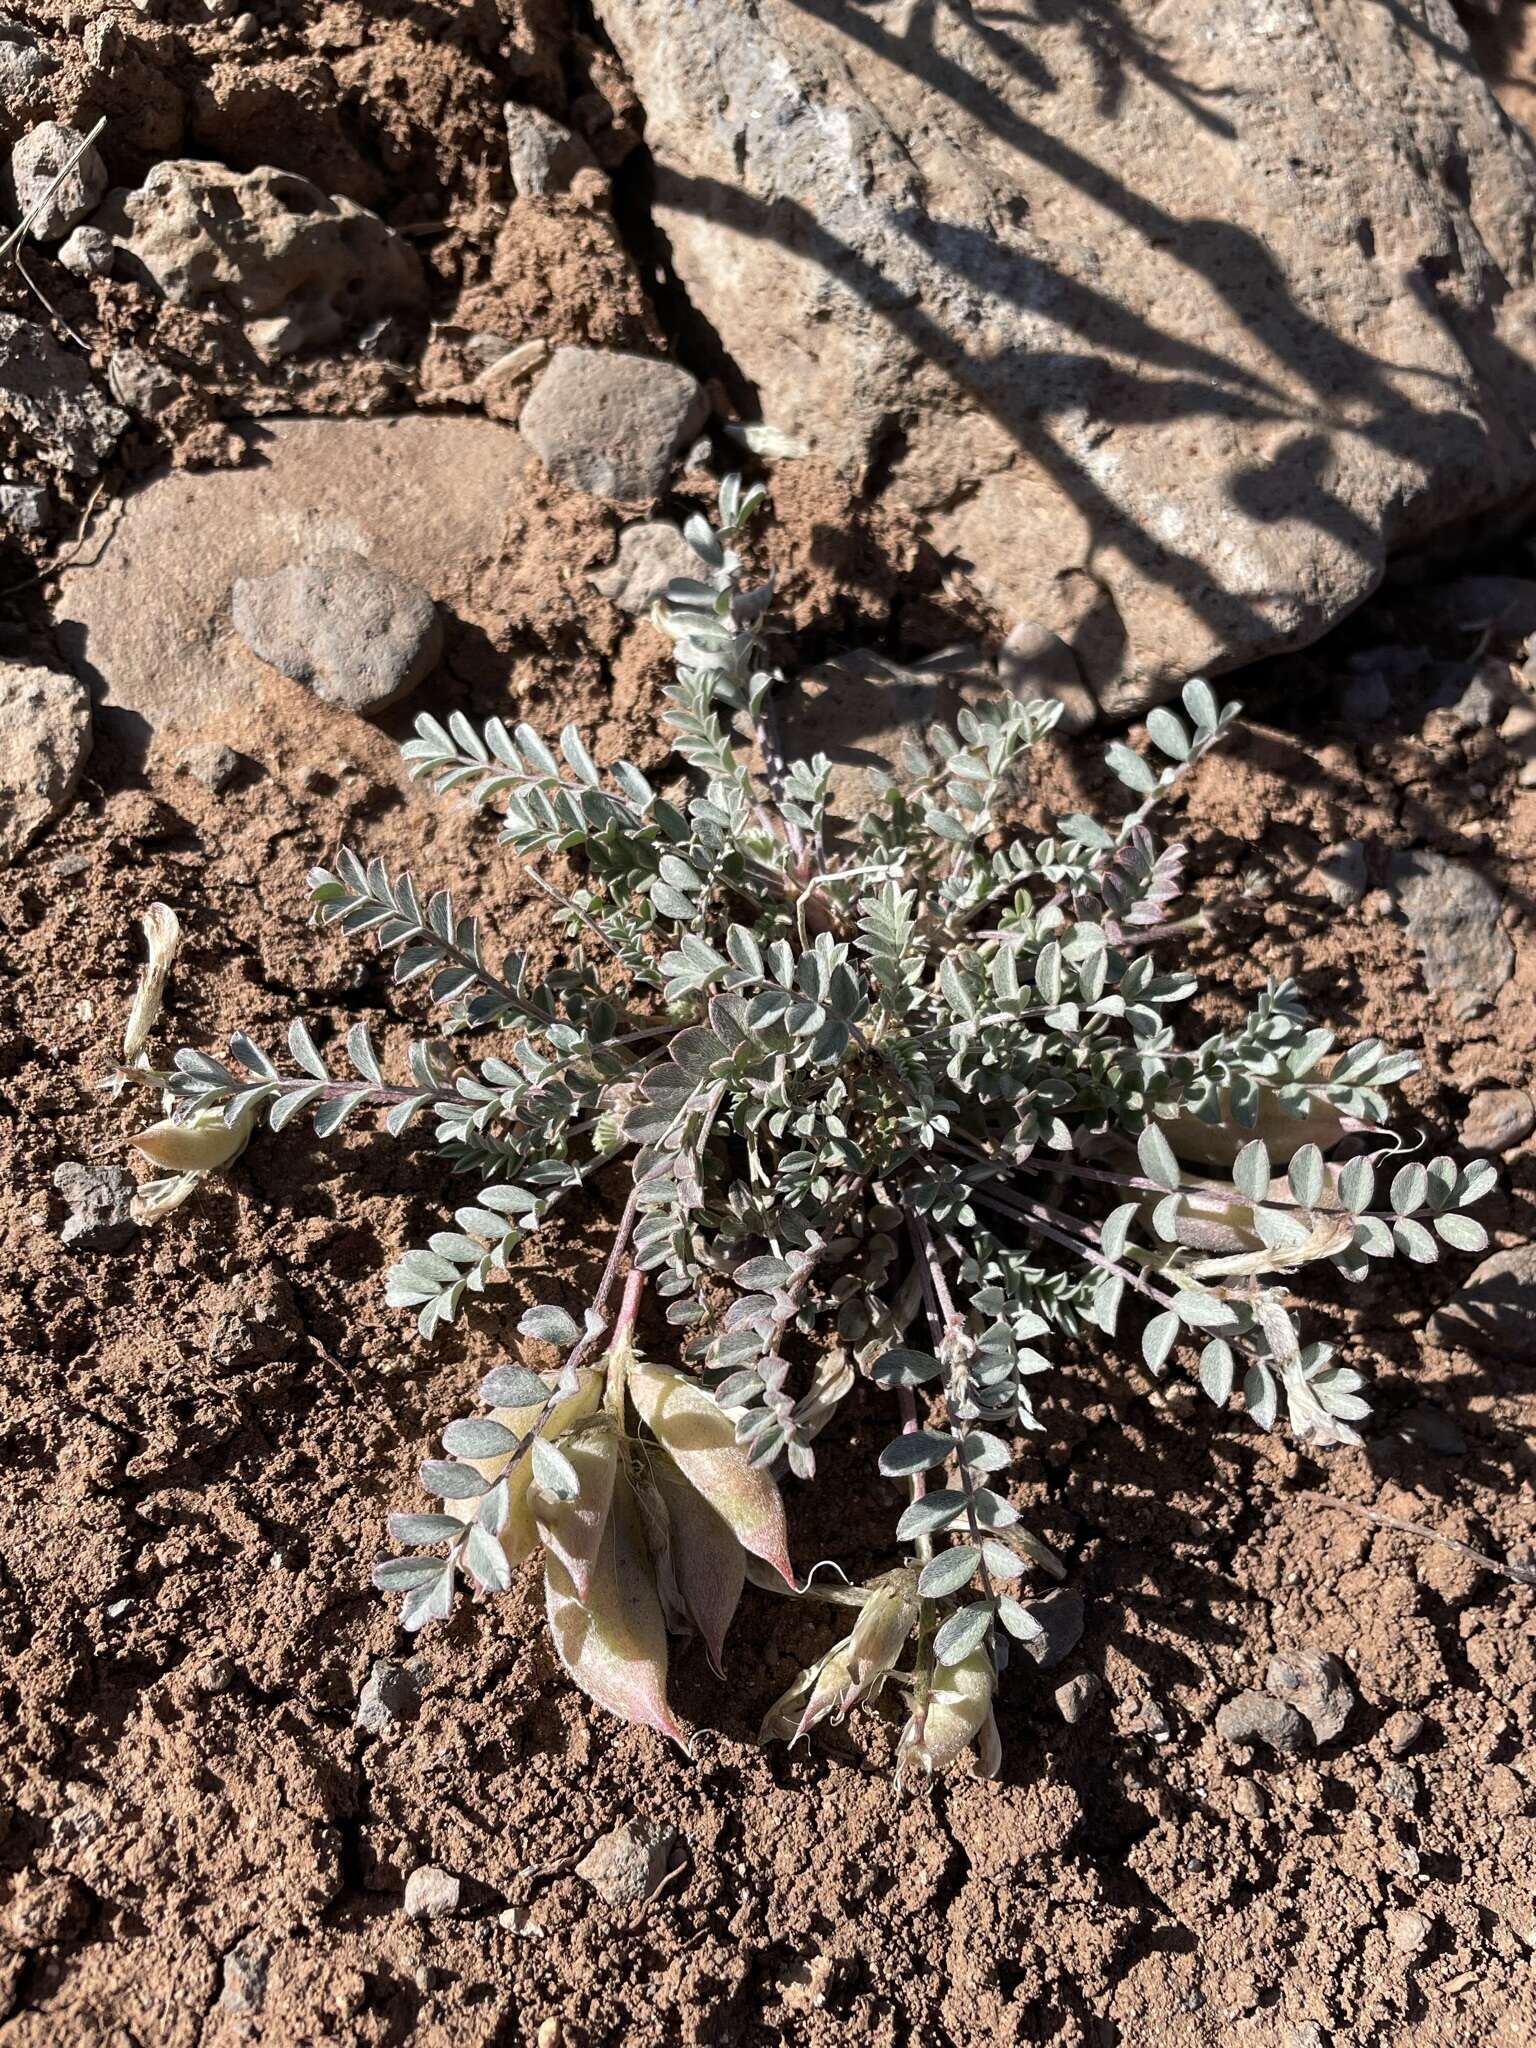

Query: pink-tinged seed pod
left=449, top=1370, right=602, bottom=1571
left=895, top=1649, right=996, bottom=1785
left=531, top=1423, right=617, bottom=1602
left=131, top=1103, right=254, bottom=1174
left=650, top=1451, right=745, bottom=1677
left=544, top=1478, right=689, bottom=1752
left=626, top=1360, right=796, bottom=1589
left=759, top=1641, right=856, bottom=1745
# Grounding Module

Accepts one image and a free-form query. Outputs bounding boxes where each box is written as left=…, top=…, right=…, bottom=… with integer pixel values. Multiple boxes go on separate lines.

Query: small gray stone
left=590, top=520, right=700, bottom=615
left=403, top=1864, right=466, bottom=1920
left=1446, top=665, right=1509, bottom=732
left=574, top=1818, right=674, bottom=1906
left=997, top=619, right=1096, bottom=731
left=1053, top=1672, right=1101, bottom=1725
left=356, top=1658, right=421, bottom=1733
left=56, top=224, right=114, bottom=279
left=175, top=742, right=243, bottom=793
left=1214, top=1690, right=1308, bottom=1755
left=1312, top=839, right=1367, bottom=908
left=0, top=19, right=53, bottom=98
left=1392, top=1405, right=1467, bottom=1457
left=1029, top=1590, right=1086, bottom=1671
left=1458, top=1086, right=1535, bottom=1155
left=520, top=348, right=708, bottom=503
left=1430, top=1245, right=1536, bottom=1364
left=0, top=481, right=51, bottom=533
left=1265, top=1649, right=1354, bottom=1744
left=219, top=1935, right=271, bottom=2013
left=1378, top=1762, right=1420, bottom=1810
left=107, top=348, right=179, bottom=420
left=10, top=123, right=107, bottom=242
left=505, top=103, right=599, bottom=197
left=53, top=1161, right=137, bottom=1252
left=232, top=550, right=443, bottom=714
left=1121, top=1694, right=1171, bottom=1742
left=1382, top=1709, right=1426, bottom=1756
left=1387, top=849, right=1513, bottom=1018
left=0, top=660, right=93, bottom=865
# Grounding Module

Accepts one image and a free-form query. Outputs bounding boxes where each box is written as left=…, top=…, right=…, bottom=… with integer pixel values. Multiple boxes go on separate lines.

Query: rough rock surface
left=104, top=161, right=424, bottom=358
left=1431, top=1244, right=1536, bottom=1363
left=1265, top=1649, right=1355, bottom=1744
left=505, top=103, right=599, bottom=197
left=1459, top=1085, right=1536, bottom=1154
left=56, top=222, right=114, bottom=279
left=1387, top=849, right=1515, bottom=1017
left=1214, top=1691, right=1309, bottom=1756
left=0, top=313, right=126, bottom=475
left=232, top=550, right=443, bottom=714
left=0, top=660, right=92, bottom=865
left=53, top=415, right=531, bottom=752
left=589, top=520, right=699, bottom=614
left=52, top=1162, right=136, bottom=1253
left=10, top=122, right=107, bottom=240
left=519, top=347, right=706, bottom=502
left=595, top=0, right=1536, bottom=711
left=402, top=1866, right=466, bottom=1921
left=0, top=16, right=52, bottom=100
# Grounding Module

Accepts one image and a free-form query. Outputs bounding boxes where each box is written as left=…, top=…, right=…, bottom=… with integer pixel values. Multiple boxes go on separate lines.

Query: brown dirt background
left=2, top=4, right=1535, bottom=2045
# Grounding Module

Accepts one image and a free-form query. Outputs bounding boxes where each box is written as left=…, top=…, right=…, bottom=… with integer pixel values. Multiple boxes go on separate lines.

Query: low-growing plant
left=120, top=478, right=1492, bottom=1776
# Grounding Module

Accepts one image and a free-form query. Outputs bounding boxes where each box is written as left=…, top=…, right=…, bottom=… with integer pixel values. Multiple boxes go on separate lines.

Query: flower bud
left=544, top=1477, right=688, bottom=1751
left=626, top=1360, right=796, bottom=1588
left=760, top=1570, right=920, bottom=1744
left=131, top=1102, right=254, bottom=1174
left=895, top=1648, right=996, bottom=1784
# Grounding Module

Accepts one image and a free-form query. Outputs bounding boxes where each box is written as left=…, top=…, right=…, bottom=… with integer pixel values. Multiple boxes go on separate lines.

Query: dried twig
left=1299, top=1490, right=1536, bottom=1586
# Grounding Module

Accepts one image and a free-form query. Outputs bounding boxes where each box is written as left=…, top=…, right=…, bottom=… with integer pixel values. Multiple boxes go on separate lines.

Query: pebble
left=10, top=122, right=107, bottom=241
left=1121, top=1694, right=1171, bottom=1742
left=520, top=347, right=708, bottom=503
left=1029, top=1589, right=1085, bottom=1671
left=1430, top=1246, right=1536, bottom=1365
left=356, top=1657, right=421, bottom=1733
left=589, top=519, right=701, bottom=615
left=219, top=1936, right=271, bottom=2014
left=1378, top=1761, right=1420, bottom=1809
left=997, top=619, right=1096, bottom=732
left=1386, top=849, right=1514, bottom=1019
left=1230, top=1777, right=1268, bottom=1821
left=574, top=1818, right=675, bottom=1906
left=195, top=1655, right=237, bottom=1694
left=403, top=1865, right=467, bottom=1921
left=56, top=223, right=114, bottom=279
left=0, top=660, right=93, bottom=867
left=504, top=103, right=599, bottom=197
left=1265, top=1649, right=1355, bottom=1744
left=53, top=1161, right=136, bottom=1252
left=175, top=741, right=243, bottom=793
left=1311, top=839, right=1367, bottom=908
left=1214, top=1691, right=1309, bottom=1756
left=1386, top=1908, right=1431, bottom=1953
left=0, top=480, right=51, bottom=533
left=1458, top=1086, right=1535, bottom=1154
left=1382, top=1709, right=1425, bottom=1756
left=1053, top=1672, right=1101, bottom=1725
left=232, top=550, right=443, bottom=715
left=535, top=2022, right=564, bottom=2048
left=0, top=18, right=53, bottom=97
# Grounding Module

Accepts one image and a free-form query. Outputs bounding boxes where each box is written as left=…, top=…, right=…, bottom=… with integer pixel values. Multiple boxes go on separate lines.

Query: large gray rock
left=10, top=122, right=107, bottom=240
left=232, top=549, right=443, bottom=714
left=520, top=347, right=707, bottom=502
left=0, top=313, right=126, bottom=475
left=594, top=0, right=1536, bottom=712
left=53, top=415, right=532, bottom=756
left=0, top=661, right=92, bottom=865
left=104, top=161, right=424, bottom=358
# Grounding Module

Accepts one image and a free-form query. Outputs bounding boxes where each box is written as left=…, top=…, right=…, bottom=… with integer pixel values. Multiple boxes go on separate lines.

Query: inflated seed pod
left=759, top=1638, right=856, bottom=1745
left=650, top=1449, right=745, bottom=1676
left=530, top=1422, right=617, bottom=1602
left=895, top=1648, right=996, bottom=1784
left=544, top=1476, right=688, bottom=1751
left=131, top=1102, right=255, bottom=1174
left=626, top=1359, right=796, bottom=1589
left=1164, top=1091, right=1351, bottom=1170
left=449, top=1369, right=602, bottom=1571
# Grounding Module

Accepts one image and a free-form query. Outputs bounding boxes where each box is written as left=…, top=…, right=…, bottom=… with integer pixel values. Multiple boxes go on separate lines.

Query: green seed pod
left=131, top=1102, right=255, bottom=1174
left=895, top=1648, right=996, bottom=1784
